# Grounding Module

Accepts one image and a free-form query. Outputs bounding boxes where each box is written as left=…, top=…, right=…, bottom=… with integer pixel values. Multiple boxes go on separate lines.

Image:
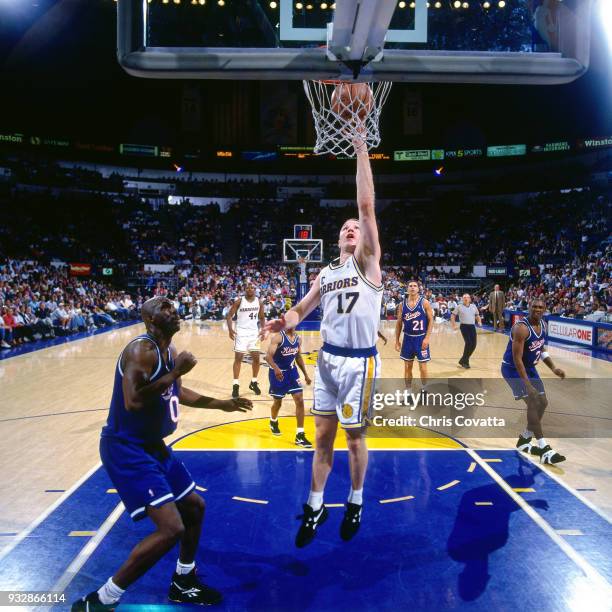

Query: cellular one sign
left=547, top=320, right=593, bottom=347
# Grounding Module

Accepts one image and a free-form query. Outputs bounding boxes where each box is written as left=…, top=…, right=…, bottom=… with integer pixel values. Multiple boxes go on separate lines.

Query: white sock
left=97, top=578, right=125, bottom=605
left=522, top=429, right=533, bottom=439
left=176, top=560, right=195, bottom=575
left=296, top=427, right=304, bottom=434
left=270, top=417, right=278, bottom=423
left=307, top=490, right=323, bottom=511
left=233, top=379, right=239, bottom=385
left=537, top=437, right=548, bottom=449
left=348, top=488, right=363, bottom=505
left=251, top=378, right=258, bottom=383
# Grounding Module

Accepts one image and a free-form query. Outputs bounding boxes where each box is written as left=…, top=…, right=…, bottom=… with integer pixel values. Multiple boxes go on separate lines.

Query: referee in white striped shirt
left=450, top=294, right=482, bottom=369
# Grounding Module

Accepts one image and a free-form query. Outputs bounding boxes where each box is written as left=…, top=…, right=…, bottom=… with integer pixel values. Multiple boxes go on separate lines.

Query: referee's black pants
left=459, top=324, right=477, bottom=366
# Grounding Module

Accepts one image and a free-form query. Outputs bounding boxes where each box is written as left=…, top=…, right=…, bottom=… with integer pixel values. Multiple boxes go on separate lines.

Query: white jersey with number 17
left=319, top=255, right=382, bottom=349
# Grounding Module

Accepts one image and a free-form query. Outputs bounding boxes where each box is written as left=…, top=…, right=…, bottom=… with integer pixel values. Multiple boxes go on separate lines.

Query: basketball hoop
left=303, top=80, right=392, bottom=158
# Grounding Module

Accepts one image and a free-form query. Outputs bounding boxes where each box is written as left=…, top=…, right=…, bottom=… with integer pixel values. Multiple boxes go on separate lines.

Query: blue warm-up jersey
left=101, top=334, right=179, bottom=444
left=402, top=296, right=429, bottom=337
left=274, top=331, right=300, bottom=370
left=502, top=319, right=547, bottom=370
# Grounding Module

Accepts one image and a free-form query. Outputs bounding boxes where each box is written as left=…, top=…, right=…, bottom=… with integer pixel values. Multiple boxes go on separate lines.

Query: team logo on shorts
left=342, top=404, right=354, bottom=418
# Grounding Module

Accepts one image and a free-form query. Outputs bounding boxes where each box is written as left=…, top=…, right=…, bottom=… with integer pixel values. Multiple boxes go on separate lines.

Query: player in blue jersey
left=395, top=281, right=434, bottom=392
left=501, top=298, right=566, bottom=464
left=265, top=329, right=312, bottom=447
left=72, top=297, right=252, bottom=612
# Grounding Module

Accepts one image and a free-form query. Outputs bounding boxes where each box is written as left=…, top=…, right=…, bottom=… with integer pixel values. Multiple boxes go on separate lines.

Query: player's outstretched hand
left=553, top=367, right=565, bottom=379
left=174, top=351, right=197, bottom=376
left=261, top=316, right=286, bottom=340
left=219, top=398, right=253, bottom=412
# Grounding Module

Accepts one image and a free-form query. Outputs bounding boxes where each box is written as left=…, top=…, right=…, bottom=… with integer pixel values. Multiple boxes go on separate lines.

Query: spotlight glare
left=453, top=0, right=461, bottom=7
left=398, top=0, right=406, bottom=7
left=217, top=0, right=224, bottom=5
left=462, top=1, right=469, bottom=7
left=306, top=3, right=313, bottom=9
left=270, top=0, right=277, bottom=7
left=320, top=1, right=327, bottom=8
left=435, top=1, right=441, bottom=7
left=296, top=1, right=303, bottom=7
left=498, top=0, right=505, bottom=6
left=601, top=0, right=612, bottom=51
left=483, top=0, right=490, bottom=7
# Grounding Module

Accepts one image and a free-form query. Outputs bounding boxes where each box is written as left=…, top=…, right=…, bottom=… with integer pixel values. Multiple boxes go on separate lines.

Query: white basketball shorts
left=312, top=347, right=381, bottom=429
left=234, top=330, right=260, bottom=354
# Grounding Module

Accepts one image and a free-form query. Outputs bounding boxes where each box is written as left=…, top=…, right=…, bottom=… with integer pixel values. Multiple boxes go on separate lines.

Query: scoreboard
left=294, top=225, right=313, bottom=240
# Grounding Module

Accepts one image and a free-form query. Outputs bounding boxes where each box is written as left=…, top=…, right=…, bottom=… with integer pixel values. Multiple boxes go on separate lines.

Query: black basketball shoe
left=295, top=432, right=313, bottom=448
left=532, top=445, right=566, bottom=465
left=270, top=419, right=281, bottom=436
left=168, top=569, right=222, bottom=606
left=232, top=384, right=239, bottom=399
left=295, top=503, right=328, bottom=548
left=515, top=434, right=533, bottom=454
left=71, top=592, right=116, bottom=612
left=249, top=381, right=262, bottom=395
left=340, top=502, right=363, bottom=541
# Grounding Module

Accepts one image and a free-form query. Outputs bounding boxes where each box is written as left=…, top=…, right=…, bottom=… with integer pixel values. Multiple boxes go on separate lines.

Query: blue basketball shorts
left=400, top=335, right=431, bottom=362
left=100, top=437, right=195, bottom=521
left=269, top=366, right=303, bottom=398
left=501, top=362, right=545, bottom=400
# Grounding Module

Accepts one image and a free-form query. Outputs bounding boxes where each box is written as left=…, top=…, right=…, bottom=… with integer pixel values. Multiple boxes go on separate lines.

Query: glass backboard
left=118, top=0, right=592, bottom=84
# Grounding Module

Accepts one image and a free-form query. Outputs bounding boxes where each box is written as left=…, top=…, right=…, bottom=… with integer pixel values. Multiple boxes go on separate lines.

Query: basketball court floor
left=0, top=320, right=611, bottom=610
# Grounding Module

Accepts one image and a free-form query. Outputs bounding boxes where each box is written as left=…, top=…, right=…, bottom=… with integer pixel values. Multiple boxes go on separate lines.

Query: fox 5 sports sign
left=547, top=319, right=594, bottom=347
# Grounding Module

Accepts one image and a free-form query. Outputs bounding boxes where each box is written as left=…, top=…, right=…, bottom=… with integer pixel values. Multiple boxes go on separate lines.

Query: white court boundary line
left=0, top=461, right=102, bottom=564
left=467, top=449, right=612, bottom=595
left=51, top=502, right=125, bottom=594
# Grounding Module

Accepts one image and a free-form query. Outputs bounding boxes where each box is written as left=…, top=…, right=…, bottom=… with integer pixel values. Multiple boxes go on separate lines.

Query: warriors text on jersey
left=402, top=296, right=429, bottom=336
left=236, top=296, right=260, bottom=331
left=101, top=334, right=179, bottom=444
left=502, top=319, right=547, bottom=369
left=319, top=255, right=383, bottom=349
left=274, top=331, right=300, bottom=370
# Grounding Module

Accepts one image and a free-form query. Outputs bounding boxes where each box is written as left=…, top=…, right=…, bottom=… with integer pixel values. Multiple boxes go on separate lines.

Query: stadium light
left=462, top=1, right=469, bottom=7
left=295, top=2, right=303, bottom=8
left=483, top=1, right=490, bottom=7
left=270, top=1, right=277, bottom=8
left=601, top=0, right=612, bottom=50
left=434, top=1, right=442, bottom=7
left=320, top=2, right=327, bottom=9
left=498, top=0, right=505, bottom=7
left=453, top=0, right=461, bottom=8
left=398, top=0, right=406, bottom=7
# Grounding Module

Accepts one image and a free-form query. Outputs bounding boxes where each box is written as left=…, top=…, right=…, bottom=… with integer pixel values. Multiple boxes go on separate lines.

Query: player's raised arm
left=353, top=138, right=381, bottom=285
left=263, top=273, right=321, bottom=335
left=225, top=298, right=241, bottom=340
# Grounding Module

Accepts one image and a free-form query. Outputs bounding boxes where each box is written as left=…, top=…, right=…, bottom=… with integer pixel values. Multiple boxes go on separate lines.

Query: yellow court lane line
left=474, top=502, right=493, bottom=506
left=379, top=495, right=415, bottom=504
left=513, top=488, right=535, bottom=493
left=232, top=496, right=269, bottom=505
left=68, top=531, right=96, bottom=537
left=106, top=489, right=117, bottom=494
left=467, top=462, right=476, bottom=473
left=483, top=459, right=502, bottom=463
left=437, top=480, right=460, bottom=491
left=195, top=486, right=207, bottom=492
left=326, top=503, right=345, bottom=508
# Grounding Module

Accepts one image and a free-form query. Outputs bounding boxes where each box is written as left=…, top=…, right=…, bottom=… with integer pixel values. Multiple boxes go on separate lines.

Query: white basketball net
left=303, top=80, right=392, bottom=158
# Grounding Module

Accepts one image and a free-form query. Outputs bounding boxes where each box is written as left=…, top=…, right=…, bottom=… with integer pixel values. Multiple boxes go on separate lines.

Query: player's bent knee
left=160, top=517, right=186, bottom=542
left=538, top=396, right=548, bottom=411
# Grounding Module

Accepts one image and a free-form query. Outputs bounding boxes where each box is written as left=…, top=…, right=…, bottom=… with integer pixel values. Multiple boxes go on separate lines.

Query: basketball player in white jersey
left=264, top=133, right=382, bottom=547
left=226, top=284, right=265, bottom=398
